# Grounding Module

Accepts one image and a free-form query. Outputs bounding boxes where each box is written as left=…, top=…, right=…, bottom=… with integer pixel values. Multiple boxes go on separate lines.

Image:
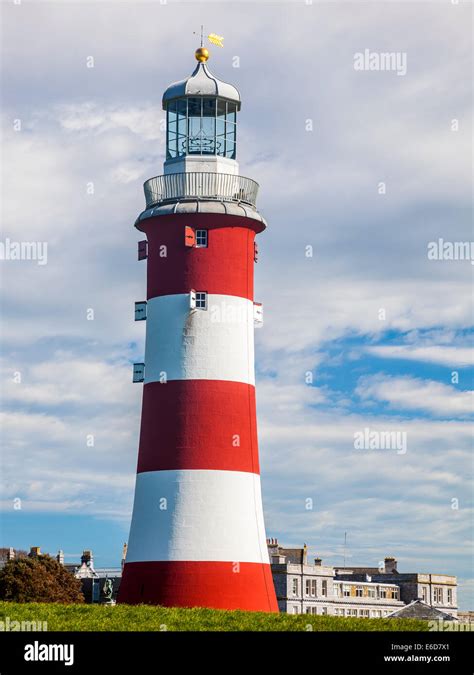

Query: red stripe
left=117, top=561, right=278, bottom=612
left=137, top=214, right=259, bottom=300
left=137, top=380, right=260, bottom=474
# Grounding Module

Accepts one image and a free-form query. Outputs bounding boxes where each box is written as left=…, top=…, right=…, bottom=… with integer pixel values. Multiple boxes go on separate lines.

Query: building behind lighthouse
left=117, top=46, right=278, bottom=612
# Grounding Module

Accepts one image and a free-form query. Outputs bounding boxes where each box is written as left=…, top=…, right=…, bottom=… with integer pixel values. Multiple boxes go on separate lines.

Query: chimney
left=7, top=547, right=15, bottom=561
left=81, top=549, right=93, bottom=567
left=314, top=557, right=322, bottom=566
left=384, top=556, right=397, bottom=573
left=29, top=546, right=41, bottom=558
left=303, top=543, right=308, bottom=565
left=56, top=550, right=64, bottom=565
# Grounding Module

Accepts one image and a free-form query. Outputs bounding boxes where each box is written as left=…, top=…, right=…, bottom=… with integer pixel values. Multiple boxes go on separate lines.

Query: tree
left=0, top=554, right=84, bottom=603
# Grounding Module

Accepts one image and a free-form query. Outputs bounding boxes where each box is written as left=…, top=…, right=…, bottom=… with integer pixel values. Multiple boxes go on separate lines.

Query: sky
left=0, top=1, right=472, bottom=609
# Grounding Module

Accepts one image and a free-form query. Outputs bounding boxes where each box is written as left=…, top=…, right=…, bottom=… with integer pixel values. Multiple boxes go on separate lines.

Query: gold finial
left=195, top=47, right=209, bottom=62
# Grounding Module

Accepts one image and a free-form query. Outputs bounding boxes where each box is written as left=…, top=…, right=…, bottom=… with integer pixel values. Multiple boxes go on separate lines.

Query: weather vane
left=193, top=25, right=224, bottom=53
left=193, top=26, right=224, bottom=63
left=193, top=25, right=205, bottom=47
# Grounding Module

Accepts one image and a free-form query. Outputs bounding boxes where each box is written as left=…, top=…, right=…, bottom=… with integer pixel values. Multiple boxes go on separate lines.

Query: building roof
left=335, top=567, right=392, bottom=575
left=333, top=579, right=400, bottom=588
left=162, top=62, right=241, bottom=110
left=386, top=600, right=457, bottom=621
left=277, top=548, right=307, bottom=565
left=94, top=568, right=122, bottom=579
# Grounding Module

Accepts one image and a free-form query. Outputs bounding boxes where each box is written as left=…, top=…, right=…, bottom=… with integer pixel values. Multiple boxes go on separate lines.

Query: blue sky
left=1, top=2, right=472, bottom=608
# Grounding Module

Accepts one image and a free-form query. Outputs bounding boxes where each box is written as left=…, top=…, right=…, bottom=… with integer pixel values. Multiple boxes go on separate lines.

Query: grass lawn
left=0, top=601, right=429, bottom=631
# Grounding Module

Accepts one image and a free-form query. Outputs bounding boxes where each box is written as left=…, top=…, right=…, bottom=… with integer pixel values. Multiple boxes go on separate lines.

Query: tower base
left=118, top=560, right=278, bottom=612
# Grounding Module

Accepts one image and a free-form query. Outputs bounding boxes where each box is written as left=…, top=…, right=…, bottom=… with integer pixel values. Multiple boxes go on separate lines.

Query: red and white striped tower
left=118, top=47, right=277, bottom=612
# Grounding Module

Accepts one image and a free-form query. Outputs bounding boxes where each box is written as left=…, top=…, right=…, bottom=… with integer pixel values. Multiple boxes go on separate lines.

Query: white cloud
left=356, top=374, right=473, bottom=416
left=257, top=277, right=472, bottom=354
left=56, top=102, right=164, bottom=141
left=365, top=345, right=474, bottom=367
left=1, top=356, right=137, bottom=407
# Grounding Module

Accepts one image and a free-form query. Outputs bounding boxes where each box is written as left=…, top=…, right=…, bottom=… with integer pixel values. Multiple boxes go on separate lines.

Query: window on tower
left=195, top=229, right=208, bottom=248
left=134, top=301, right=147, bottom=321
left=132, top=363, right=145, bottom=383
left=137, top=240, right=148, bottom=260
left=166, top=97, right=237, bottom=159
left=195, top=292, right=207, bottom=310
left=166, top=100, right=178, bottom=159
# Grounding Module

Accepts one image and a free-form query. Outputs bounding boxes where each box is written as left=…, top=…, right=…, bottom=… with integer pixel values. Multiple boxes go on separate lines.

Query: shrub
left=0, top=555, right=84, bottom=604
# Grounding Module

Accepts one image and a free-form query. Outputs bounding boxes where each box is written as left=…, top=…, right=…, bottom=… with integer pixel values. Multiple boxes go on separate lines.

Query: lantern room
left=162, top=50, right=241, bottom=175
left=165, top=97, right=238, bottom=160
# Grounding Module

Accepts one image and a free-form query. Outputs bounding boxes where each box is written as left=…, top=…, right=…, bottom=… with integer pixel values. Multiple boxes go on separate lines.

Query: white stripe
left=126, top=470, right=270, bottom=564
left=144, top=294, right=255, bottom=385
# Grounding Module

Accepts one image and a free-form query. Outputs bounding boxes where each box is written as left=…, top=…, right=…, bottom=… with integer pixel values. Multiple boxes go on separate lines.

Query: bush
left=0, top=555, right=84, bottom=604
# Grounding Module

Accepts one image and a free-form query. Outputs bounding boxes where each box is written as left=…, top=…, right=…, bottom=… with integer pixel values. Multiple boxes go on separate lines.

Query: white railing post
left=143, top=173, right=259, bottom=209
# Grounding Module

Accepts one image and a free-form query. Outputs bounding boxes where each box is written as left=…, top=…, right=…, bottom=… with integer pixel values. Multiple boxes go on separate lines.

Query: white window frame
left=321, top=579, right=328, bottom=597
left=292, top=578, right=299, bottom=597
left=195, top=291, right=207, bottom=310
left=195, top=229, right=208, bottom=248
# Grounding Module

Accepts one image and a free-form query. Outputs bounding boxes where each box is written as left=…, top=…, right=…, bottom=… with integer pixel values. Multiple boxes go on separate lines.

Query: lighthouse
left=118, top=46, right=277, bottom=612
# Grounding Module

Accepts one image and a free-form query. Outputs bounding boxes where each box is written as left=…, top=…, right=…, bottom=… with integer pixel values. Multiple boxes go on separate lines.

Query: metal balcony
left=143, top=172, right=259, bottom=209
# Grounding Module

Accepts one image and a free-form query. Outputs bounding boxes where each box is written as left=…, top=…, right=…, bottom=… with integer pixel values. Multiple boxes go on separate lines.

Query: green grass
left=0, top=601, right=429, bottom=631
